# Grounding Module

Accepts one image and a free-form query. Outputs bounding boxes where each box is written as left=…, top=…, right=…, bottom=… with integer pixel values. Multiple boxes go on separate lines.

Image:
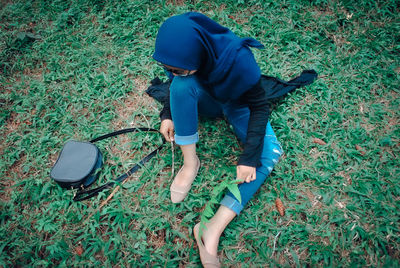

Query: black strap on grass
left=73, top=128, right=165, bottom=201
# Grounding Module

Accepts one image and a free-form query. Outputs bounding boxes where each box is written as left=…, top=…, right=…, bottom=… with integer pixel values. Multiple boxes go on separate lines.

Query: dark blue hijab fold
left=153, top=12, right=264, bottom=103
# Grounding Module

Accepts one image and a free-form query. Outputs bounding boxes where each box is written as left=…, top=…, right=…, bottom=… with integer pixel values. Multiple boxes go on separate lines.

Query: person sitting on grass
left=152, top=12, right=316, bottom=267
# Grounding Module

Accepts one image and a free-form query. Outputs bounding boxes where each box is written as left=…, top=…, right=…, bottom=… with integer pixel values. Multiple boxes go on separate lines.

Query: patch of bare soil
left=337, top=169, right=352, bottom=185
left=165, top=0, right=185, bottom=5
left=0, top=178, right=15, bottom=202
left=113, top=77, right=157, bottom=130
left=1, top=155, right=27, bottom=202
left=22, top=64, right=45, bottom=80
left=147, top=228, right=166, bottom=249
left=108, top=77, right=160, bottom=164
left=303, top=189, right=324, bottom=210
left=100, top=77, right=170, bottom=204
left=0, top=0, right=11, bottom=7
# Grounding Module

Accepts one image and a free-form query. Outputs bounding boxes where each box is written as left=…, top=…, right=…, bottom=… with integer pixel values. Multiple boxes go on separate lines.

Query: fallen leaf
left=75, top=245, right=83, bottom=256
left=313, top=138, right=327, bottom=145
left=275, top=198, right=285, bottom=216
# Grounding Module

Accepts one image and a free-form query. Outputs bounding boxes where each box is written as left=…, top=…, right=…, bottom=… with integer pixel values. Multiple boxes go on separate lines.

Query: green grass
left=1, top=0, right=399, bottom=266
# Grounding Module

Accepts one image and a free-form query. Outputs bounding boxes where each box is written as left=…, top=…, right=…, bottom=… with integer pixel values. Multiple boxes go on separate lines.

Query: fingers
left=245, top=172, right=256, bottom=183
left=250, top=171, right=256, bottom=181
left=237, top=174, right=255, bottom=184
left=164, top=131, right=174, bottom=142
left=236, top=165, right=256, bottom=184
left=160, top=129, right=171, bottom=142
left=161, top=130, right=173, bottom=142
left=236, top=166, right=244, bottom=184
left=160, top=120, right=175, bottom=142
left=168, top=128, right=174, bottom=141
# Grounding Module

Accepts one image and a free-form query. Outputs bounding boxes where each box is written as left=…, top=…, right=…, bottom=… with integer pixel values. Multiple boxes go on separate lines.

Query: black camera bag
left=50, top=128, right=164, bottom=201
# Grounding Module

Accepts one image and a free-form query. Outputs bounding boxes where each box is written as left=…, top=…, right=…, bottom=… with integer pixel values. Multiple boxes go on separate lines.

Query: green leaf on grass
left=227, top=183, right=241, bottom=203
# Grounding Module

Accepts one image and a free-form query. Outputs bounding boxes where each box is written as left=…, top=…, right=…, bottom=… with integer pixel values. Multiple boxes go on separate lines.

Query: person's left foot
left=194, top=223, right=220, bottom=268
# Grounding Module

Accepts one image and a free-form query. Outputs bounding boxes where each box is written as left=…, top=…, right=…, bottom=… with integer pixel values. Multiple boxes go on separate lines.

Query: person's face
left=161, top=64, right=197, bottom=76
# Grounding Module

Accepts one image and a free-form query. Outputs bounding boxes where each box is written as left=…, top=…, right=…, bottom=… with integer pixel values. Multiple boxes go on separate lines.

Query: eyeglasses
left=158, top=63, right=190, bottom=76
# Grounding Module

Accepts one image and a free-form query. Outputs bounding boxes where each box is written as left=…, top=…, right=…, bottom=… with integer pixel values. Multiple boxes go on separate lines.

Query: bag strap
left=73, top=128, right=165, bottom=201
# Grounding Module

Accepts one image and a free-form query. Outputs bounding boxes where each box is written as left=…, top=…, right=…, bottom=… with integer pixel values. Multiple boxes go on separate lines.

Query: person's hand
left=160, top=119, right=175, bottom=142
left=236, top=165, right=256, bottom=184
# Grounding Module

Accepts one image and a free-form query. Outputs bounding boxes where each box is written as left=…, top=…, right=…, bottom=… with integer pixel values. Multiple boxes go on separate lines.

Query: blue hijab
left=153, top=12, right=264, bottom=102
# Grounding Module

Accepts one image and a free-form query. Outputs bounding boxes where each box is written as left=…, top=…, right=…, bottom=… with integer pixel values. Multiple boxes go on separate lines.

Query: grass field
left=1, top=0, right=399, bottom=266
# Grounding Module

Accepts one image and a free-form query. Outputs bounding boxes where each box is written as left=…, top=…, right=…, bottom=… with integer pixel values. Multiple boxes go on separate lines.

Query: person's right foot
left=173, top=157, right=200, bottom=186
left=170, top=157, right=200, bottom=203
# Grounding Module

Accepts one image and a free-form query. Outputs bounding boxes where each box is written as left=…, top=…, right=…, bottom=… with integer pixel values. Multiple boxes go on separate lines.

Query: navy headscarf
left=153, top=12, right=264, bottom=102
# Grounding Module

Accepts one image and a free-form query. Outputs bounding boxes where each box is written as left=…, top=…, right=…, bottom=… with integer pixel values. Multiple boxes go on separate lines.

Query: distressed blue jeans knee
left=220, top=124, right=283, bottom=214
left=169, top=75, right=283, bottom=215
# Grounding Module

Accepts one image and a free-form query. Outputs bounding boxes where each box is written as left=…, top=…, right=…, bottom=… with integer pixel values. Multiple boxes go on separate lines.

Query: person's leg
left=220, top=101, right=283, bottom=211
left=170, top=76, right=222, bottom=142
left=169, top=76, right=222, bottom=202
left=220, top=122, right=283, bottom=212
left=197, top=89, right=223, bottom=118
left=197, top=101, right=283, bottom=257
left=196, top=205, right=236, bottom=256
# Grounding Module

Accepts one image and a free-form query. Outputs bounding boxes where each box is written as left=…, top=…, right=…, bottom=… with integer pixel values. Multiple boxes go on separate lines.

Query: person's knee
left=261, top=137, right=283, bottom=162
left=170, top=76, right=199, bottom=100
left=222, top=103, right=249, bottom=143
left=257, top=132, right=283, bottom=176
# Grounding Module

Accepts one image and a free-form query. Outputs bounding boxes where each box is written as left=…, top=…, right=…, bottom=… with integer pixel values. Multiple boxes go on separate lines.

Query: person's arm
left=160, top=95, right=172, bottom=121
left=238, top=80, right=270, bottom=168
left=235, top=80, right=270, bottom=183
left=159, top=89, right=175, bottom=142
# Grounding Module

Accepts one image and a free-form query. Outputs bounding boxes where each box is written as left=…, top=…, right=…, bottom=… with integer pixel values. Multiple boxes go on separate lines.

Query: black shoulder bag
left=50, top=128, right=165, bottom=201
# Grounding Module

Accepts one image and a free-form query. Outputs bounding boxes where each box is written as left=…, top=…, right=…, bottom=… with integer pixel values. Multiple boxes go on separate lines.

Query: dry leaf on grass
left=275, top=198, right=285, bottom=216
left=75, top=245, right=83, bottom=256
left=313, top=138, right=327, bottom=145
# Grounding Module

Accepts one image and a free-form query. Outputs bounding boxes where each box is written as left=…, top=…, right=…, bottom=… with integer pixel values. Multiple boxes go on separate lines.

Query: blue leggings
left=170, top=75, right=283, bottom=215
